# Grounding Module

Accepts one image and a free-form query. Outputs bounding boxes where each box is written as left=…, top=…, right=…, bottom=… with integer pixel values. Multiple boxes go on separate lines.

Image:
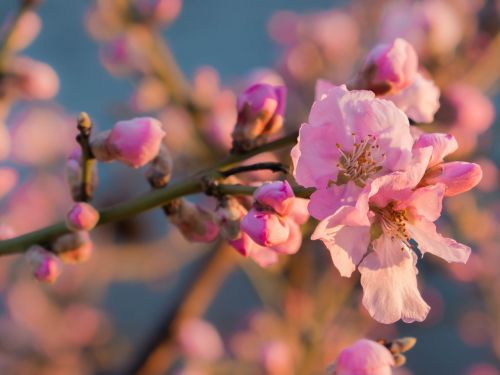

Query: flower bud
left=177, top=319, right=224, bottom=361
left=240, top=208, right=290, bottom=247
left=145, top=145, right=173, bottom=188
left=271, top=219, right=302, bottom=255
left=391, top=337, right=417, bottom=353
left=10, top=57, right=59, bottom=100
left=66, top=202, right=100, bottom=231
left=362, top=38, right=418, bottom=94
left=53, top=231, right=93, bottom=264
left=421, top=162, right=482, bottom=196
left=214, top=197, right=247, bottom=240
left=26, top=246, right=62, bottom=284
left=89, top=130, right=114, bottom=162
left=232, top=84, right=286, bottom=152
left=102, top=117, right=165, bottom=168
left=228, top=231, right=256, bottom=257
left=3, top=11, right=41, bottom=51
left=335, top=339, right=394, bottom=375
left=254, top=180, right=294, bottom=216
left=168, top=199, right=219, bottom=243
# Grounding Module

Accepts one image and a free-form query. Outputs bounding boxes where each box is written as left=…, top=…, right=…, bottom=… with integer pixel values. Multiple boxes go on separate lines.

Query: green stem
left=0, top=132, right=302, bottom=256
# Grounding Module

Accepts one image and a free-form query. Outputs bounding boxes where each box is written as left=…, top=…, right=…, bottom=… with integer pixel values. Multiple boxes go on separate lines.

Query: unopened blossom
left=9, top=57, right=59, bottom=100
left=145, top=145, right=173, bottom=188
left=384, top=72, right=440, bottom=123
left=312, top=149, right=472, bottom=323
left=361, top=38, right=418, bottom=95
left=91, top=117, right=165, bottom=168
left=443, top=83, right=495, bottom=134
left=5, top=11, right=41, bottom=51
left=415, top=133, right=483, bottom=196
left=167, top=199, right=219, bottom=243
left=293, top=84, right=413, bottom=220
left=26, top=246, right=62, bottom=284
left=53, top=232, right=93, bottom=264
left=334, top=339, right=394, bottom=375
left=232, top=83, right=286, bottom=151
left=232, top=183, right=307, bottom=267
left=66, top=202, right=100, bottom=231
left=177, top=319, right=224, bottom=361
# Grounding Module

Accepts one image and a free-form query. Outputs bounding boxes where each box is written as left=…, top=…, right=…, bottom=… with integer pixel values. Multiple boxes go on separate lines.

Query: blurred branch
left=0, top=0, right=40, bottom=69
left=76, top=112, right=96, bottom=202
left=0, top=132, right=300, bottom=256
left=124, top=244, right=237, bottom=375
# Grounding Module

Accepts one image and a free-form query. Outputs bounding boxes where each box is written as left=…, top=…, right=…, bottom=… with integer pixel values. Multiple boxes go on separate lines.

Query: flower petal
left=359, top=235, right=430, bottom=324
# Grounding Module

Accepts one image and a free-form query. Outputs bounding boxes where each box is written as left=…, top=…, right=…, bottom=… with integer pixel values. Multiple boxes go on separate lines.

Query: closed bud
left=66, top=202, right=100, bottom=231
left=145, top=145, right=173, bottom=188
left=392, top=353, right=406, bottom=367
left=361, top=38, right=418, bottom=95
left=335, top=339, right=394, bottom=375
left=422, top=162, right=482, bottom=196
left=240, top=207, right=290, bottom=247
left=53, top=231, right=93, bottom=264
left=232, top=83, right=286, bottom=152
left=168, top=199, right=219, bottom=243
left=254, top=180, right=294, bottom=216
left=89, top=130, right=114, bottom=161
left=26, top=246, right=62, bottom=284
left=391, top=337, right=417, bottom=354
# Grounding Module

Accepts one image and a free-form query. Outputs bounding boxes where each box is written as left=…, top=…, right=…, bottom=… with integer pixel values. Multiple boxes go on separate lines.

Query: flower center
left=372, top=203, right=412, bottom=250
left=335, top=133, right=385, bottom=187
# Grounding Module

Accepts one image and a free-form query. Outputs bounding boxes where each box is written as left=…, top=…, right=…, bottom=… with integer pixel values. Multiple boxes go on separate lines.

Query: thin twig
left=75, top=112, right=96, bottom=202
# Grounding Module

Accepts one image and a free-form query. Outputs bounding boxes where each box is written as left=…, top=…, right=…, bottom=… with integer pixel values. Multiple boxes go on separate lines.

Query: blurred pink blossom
left=66, top=203, right=100, bottom=231
left=9, top=57, right=59, bottom=100
left=335, top=339, right=394, bottom=375
left=26, top=246, right=62, bottom=284
left=177, top=319, right=224, bottom=362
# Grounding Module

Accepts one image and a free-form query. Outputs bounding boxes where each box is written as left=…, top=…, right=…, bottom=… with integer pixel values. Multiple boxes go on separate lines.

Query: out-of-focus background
left=0, top=0, right=498, bottom=374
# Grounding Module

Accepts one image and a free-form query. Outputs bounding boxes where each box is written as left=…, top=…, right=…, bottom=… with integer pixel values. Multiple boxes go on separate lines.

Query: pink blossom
left=232, top=83, right=286, bottom=150
left=293, top=84, right=413, bottom=219
left=25, top=246, right=62, bottom=284
left=384, top=72, right=440, bottom=123
left=10, top=57, right=59, bottom=100
left=66, top=202, right=100, bottom=231
left=335, top=339, right=394, bottom=375
left=240, top=208, right=290, bottom=247
left=311, top=150, right=472, bottom=323
left=92, top=117, right=165, bottom=168
left=444, top=83, right=495, bottom=133
left=254, top=180, right=294, bottom=216
left=259, top=341, right=293, bottom=375
left=363, top=38, right=418, bottom=94
left=177, top=319, right=224, bottom=361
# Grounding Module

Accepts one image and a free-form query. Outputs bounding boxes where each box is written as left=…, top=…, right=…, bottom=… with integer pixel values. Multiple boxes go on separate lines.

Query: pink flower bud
left=11, top=57, right=59, bottom=100
left=53, top=232, right=93, bottom=264
left=177, top=319, right=224, bottom=361
left=363, top=38, right=418, bottom=94
left=232, top=84, right=286, bottom=151
left=271, top=219, right=302, bottom=255
left=168, top=200, right=219, bottom=243
left=105, top=117, right=166, bottom=168
left=229, top=231, right=256, bottom=257
left=254, top=180, right=294, bottom=216
left=214, top=197, right=247, bottom=240
left=335, top=339, right=394, bottom=375
left=26, top=246, right=62, bottom=284
left=6, top=11, right=41, bottom=51
left=66, top=202, right=100, bottom=231
left=240, top=208, right=290, bottom=247
left=259, top=341, right=293, bottom=375
left=422, top=162, right=482, bottom=196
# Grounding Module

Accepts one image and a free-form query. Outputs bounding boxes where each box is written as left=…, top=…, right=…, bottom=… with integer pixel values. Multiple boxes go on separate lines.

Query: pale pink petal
left=359, top=235, right=430, bottom=323
left=240, top=208, right=290, bottom=247
left=308, top=183, right=364, bottom=220
left=250, top=246, right=280, bottom=268
left=384, top=72, right=440, bottom=123
left=397, top=184, right=445, bottom=222
left=407, top=216, right=471, bottom=264
left=254, top=180, right=294, bottom=216
left=314, top=79, right=335, bottom=100
left=289, top=198, right=310, bottom=225
left=414, top=132, right=458, bottom=166
left=271, top=219, right=302, bottom=255
left=312, top=206, right=371, bottom=277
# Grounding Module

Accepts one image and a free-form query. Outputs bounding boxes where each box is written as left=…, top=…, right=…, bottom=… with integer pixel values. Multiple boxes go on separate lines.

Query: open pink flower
left=293, top=84, right=413, bottom=220
left=335, top=339, right=394, bottom=375
left=312, top=149, right=472, bottom=323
